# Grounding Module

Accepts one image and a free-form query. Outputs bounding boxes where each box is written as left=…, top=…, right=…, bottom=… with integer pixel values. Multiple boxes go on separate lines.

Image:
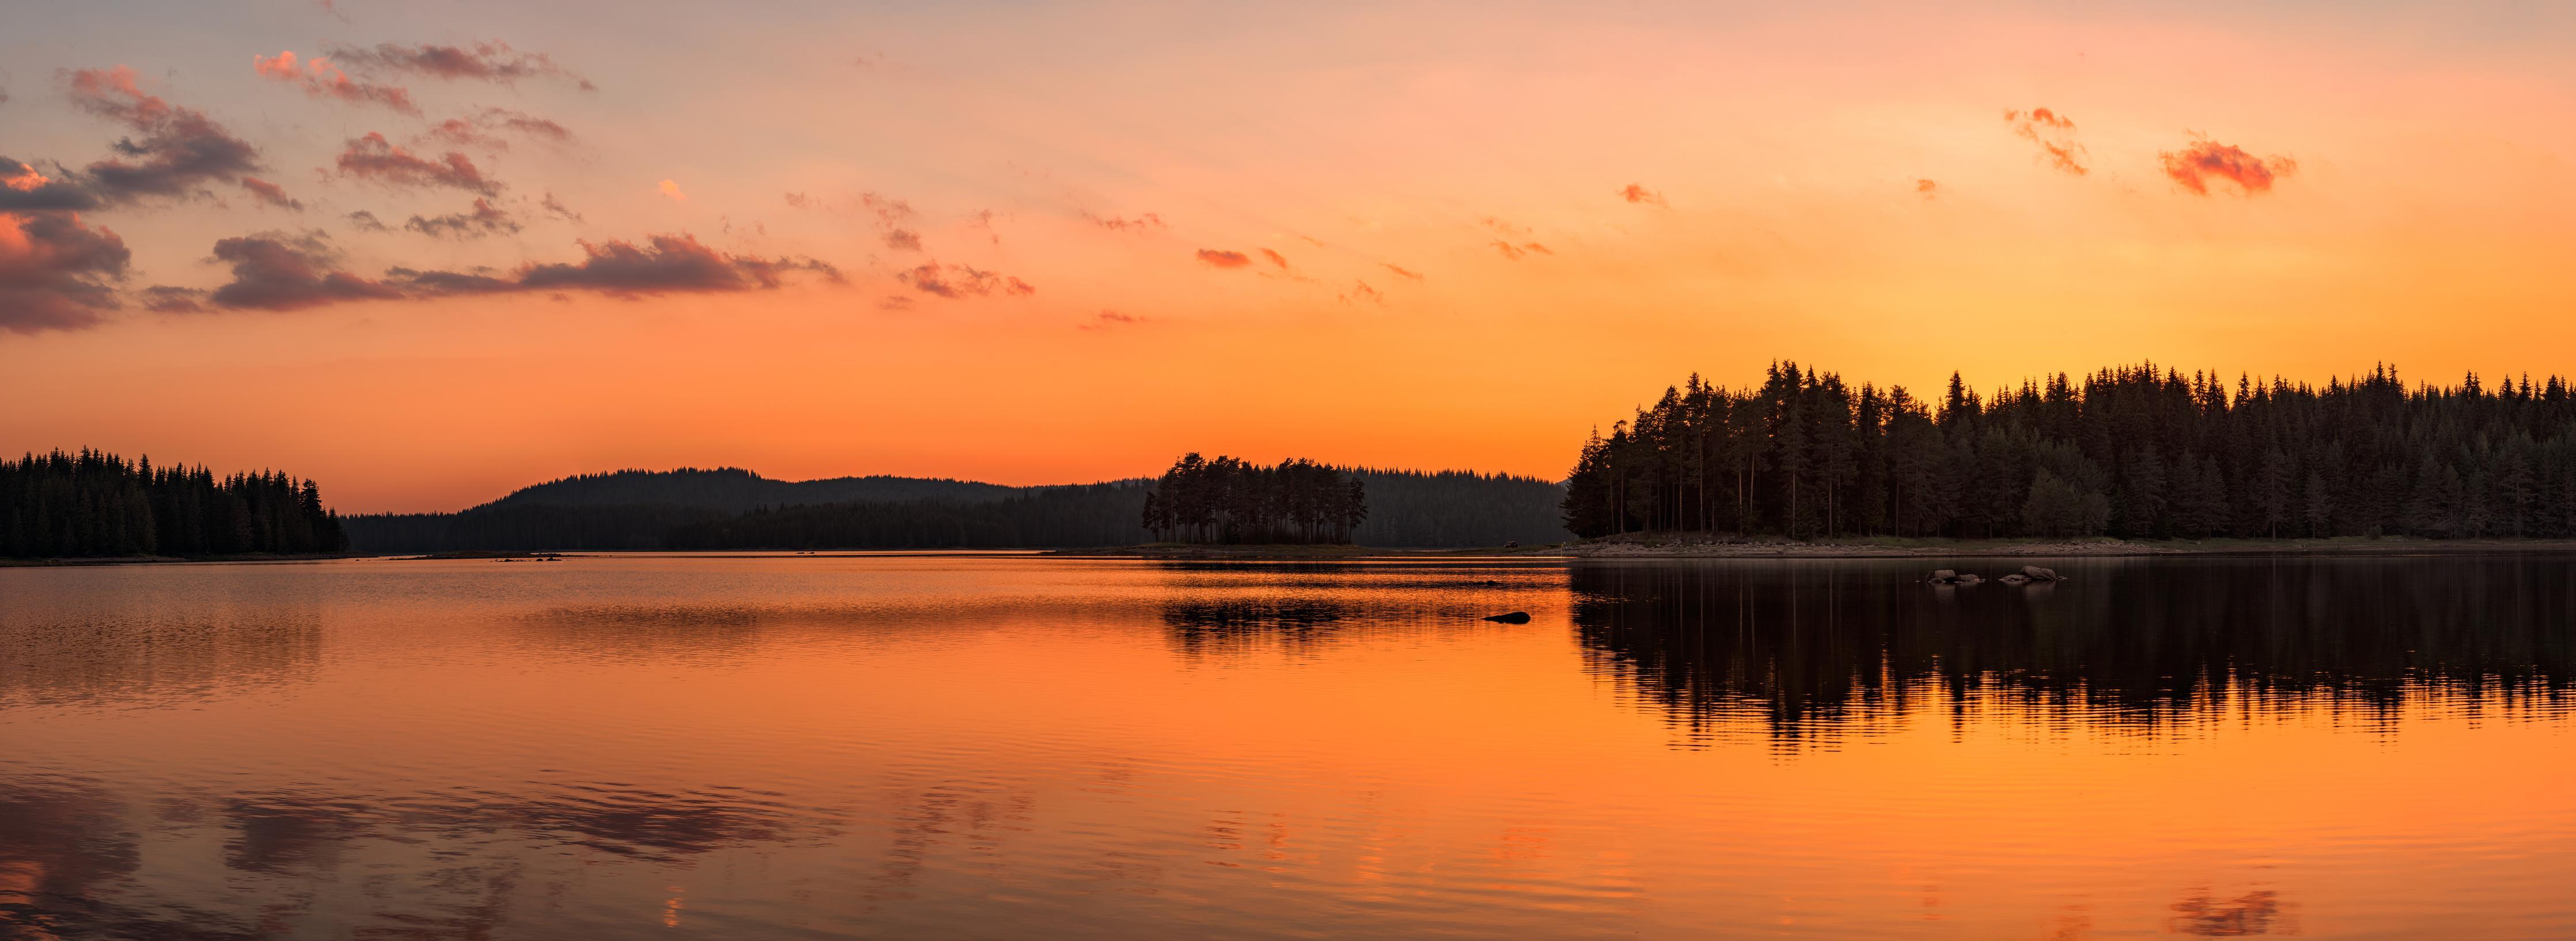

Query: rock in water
left=1483, top=611, right=1532, bottom=624
left=2001, top=573, right=2031, bottom=585
left=2021, top=565, right=2060, bottom=580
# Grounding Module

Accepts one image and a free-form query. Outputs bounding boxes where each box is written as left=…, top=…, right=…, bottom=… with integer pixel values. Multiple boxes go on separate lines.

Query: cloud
left=1916, top=178, right=1938, bottom=198
left=319, top=40, right=593, bottom=90
left=404, top=198, right=518, bottom=238
left=1381, top=262, right=1424, bottom=281
left=419, top=118, right=505, bottom=151
left=389, top=233, right=841, bottom=298
left=477, top=108, right=572, bottom=143
left=894, top=261, right=1033, bottom=299
left=346, top=209, right=388, bottom=232
left=2003, top=107, right=2088, bottom=176
left=965, top=209, right=999, bottom=244
left=859, top=192, right=914, bottom=226
left=139, top=285, right=206, bottom=313
left=1085, top=211, right=1165, bottom=232
left=416, top=108, right=571, bottom=152
left=61, top=66, right=264, bottom=203
left=1338, top=280, right=1383, bottom=306
left=1259, top=247, right=1289, bottom=269
left=0, top=209, right=131, bottom=334
left=204, top=230, right=403, bottom=311
left=1479, top=216, right=1530, bottom=237
left=1491, top=240, right=1552, bottom=260
left=250, top=50, right=418, bottom=115
left=540, top=191, right=580, bottom=222
left=238, top=176, right=302, bottom=210
left=0, top=157, right=103, bottom=210
left=884, top=229, right=922, bottom=251
left=1078, top=309, right=1143, bottom=330
left=782, top=191, right=812, bottom=209
left=1195, top=249, right=1251, bottom=269
left=336, top=133, right=500, bottom=195
left=657, top=179, right=687, bottom=201
left=1617, top=183, right=1666, bottom=207
left=2159, top=138, right=2297, bottom=196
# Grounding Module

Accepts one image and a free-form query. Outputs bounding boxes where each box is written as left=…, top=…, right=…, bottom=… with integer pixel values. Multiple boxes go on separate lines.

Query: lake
left=2, top=554, right=2571, bottom=939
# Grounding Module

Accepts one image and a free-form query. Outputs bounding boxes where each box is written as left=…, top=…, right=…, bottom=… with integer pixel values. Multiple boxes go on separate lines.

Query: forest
left=1, top=449, right=348, bottom=558
left=1564, top=362, right=2576, bottom=540
left=1141, top=455, right=1365, bottom=544
left=342, top=466, right=1569, bottom=551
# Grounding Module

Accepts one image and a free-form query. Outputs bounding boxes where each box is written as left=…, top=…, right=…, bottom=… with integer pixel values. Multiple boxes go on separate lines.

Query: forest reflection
left=1571, top=556, right=2576, bottom=746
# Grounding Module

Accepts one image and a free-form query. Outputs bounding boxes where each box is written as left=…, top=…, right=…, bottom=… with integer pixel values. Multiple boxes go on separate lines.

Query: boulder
left=1483, top=611, right=1532, bottom=624
left=1930, top=569, right=1957, bottom=581
left=2021, top=565, right=2060, bottom=580
left=2001, top=573, right=2031, bottom=585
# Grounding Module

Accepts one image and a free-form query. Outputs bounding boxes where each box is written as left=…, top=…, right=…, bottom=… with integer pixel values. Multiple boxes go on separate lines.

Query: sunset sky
left=6, top=0, right=2574, bottom=512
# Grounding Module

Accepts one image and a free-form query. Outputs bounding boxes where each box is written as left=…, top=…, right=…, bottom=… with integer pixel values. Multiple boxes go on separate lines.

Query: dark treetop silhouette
left=2, top=449, right=347, bottom=558
left=1564, top=361, right=2576, bottom=540
left=1139, top=455, right=1365, bottom=544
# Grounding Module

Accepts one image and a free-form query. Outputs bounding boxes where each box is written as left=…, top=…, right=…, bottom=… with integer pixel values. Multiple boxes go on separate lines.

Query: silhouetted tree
left=1563, top=361, right=2576, bottom=541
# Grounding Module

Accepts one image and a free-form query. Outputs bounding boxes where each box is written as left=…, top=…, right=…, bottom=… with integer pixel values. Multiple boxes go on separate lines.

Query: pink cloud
left=1196, top=249, right=1252, bottom=269
left=2160, top=138, right=2297, bottom=196
left=2004, top=107, right=2088, bottom=176
left=251, top=51, right=419, bottom=115
left=1618, top=183, right=1666, bottom=207
left=336, top=133, right=501, bottom=195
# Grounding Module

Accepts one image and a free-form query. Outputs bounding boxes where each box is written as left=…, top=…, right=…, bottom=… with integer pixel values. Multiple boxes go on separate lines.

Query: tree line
left=1564, top=362, right=2576, bottom=541
left=1140, top=455, right=1366, bottom=544
left=2, top=449, right=348, bottom=558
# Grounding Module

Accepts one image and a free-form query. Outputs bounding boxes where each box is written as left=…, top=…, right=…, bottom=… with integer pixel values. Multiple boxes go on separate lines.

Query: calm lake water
left=2, top=554, right=2571, bottom=939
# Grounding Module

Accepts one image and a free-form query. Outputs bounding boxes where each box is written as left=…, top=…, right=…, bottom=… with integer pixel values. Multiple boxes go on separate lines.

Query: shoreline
left=13, top=536, right=2576, bottom=566
left=1518, top=535, right=2576, bottom=559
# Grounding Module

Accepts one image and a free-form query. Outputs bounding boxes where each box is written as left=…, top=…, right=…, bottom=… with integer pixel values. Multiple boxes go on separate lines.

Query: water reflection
left=1572, top=556, right=2576, bottom=746
left=0, top=772, right=826, bottom=938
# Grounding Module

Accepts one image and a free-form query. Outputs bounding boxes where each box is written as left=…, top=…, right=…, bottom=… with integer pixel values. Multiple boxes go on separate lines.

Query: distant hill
left=479, top=467, right=1024, bottom=514
left=343, top=465, right=1571, bottom=553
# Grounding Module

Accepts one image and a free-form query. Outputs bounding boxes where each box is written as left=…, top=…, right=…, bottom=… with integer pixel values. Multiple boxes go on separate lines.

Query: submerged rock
left=1483, top=611, right=1532, bottom=624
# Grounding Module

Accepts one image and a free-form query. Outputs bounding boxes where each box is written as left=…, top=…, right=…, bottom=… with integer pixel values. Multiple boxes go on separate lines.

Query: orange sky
left=4, top=2, right=2574, bottom=511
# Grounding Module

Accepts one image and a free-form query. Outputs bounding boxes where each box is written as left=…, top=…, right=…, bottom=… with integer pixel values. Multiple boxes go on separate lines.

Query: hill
left=342, top=466, right=1571, bottom=552
left=480, top=467, right=1021, bottom=514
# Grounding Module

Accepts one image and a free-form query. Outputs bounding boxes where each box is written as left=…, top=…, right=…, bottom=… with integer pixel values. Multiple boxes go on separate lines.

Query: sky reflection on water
left=1, top=554, right=2571, bottom=939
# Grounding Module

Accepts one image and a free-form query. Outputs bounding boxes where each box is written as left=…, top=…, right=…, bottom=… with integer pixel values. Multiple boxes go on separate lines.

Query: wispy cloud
left=895, top=261, right=1034, bottom=298
left=1195, top=248, right=1251, bottom=269
left=1084, top=211, right=1165, bottom=232
left=404, top=198, right=518, bottom=238
left=1078, top=309, right=1143, bottom=330
left=320, top=40, right=593, bottom=90
left=1259, top=247, right=1289, bottom=269
left=239, top=176, right=302, bottom=210
left=1916, top=178, right=1938, bottom=198
left=2003, top=107, right=2087, bottom=176
left=1491, top=240, right=1552, bottom=260
left=337, top=133, right=501, bottom=195
left=1381, top=262, right=1425, bottom=281
left=2159, top=138, right=2297, bottom=195
left=61, top=66, right=263, bottom=203
left=1338, top=280, right=1383, bottom=305
left=391, top=233, right=841, bottom=298
left=657, top=179, right=687, bottom=201
left=251, top=50, right=418, bottom=115
left=1617, top=183, right=1666, bottom=207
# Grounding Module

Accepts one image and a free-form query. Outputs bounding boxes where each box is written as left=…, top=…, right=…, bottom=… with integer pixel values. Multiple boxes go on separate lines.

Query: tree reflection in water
left=1571, top=556, right=2576, bottom=747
